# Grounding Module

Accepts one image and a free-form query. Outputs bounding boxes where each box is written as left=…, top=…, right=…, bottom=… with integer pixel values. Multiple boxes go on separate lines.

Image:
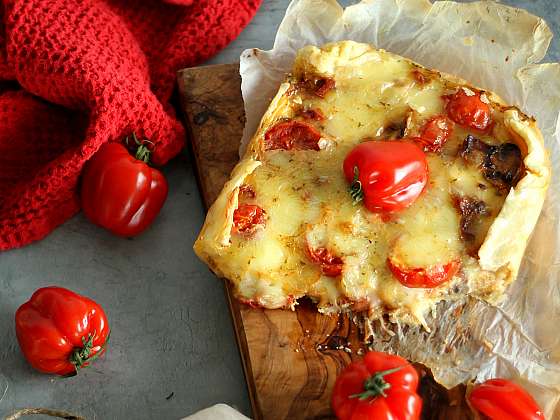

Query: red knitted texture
left=0, top=0, right=261, bottom=250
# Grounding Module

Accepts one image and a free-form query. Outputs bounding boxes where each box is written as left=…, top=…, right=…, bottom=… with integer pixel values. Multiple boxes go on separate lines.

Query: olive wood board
left=177, top=63, right=473, bottom=420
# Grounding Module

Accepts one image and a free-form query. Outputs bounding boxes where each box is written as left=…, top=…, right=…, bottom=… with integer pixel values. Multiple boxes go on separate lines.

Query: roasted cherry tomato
left=311, top=77, right=336, bottom=98
left=446, top=88, right=491, bottom=131
left=414, top=115, right=454, bottom=152
left=264, top=121, right=322, bottom=151
left=469, top=379, right=545, bottom=420
left=300, top=76, right=336, bottom=98
left=306, top=243, right=343, bottom=277
left=332, top=351, right=422, bottom=420
left=15, top=286, right=110, bottom=376
left=301, top=108, right=326, bottom=121
left=387, top=257, right=460, bottom=288
left=343, top=141, right=428, bottom=213
left=81, top=141, right=168, bottom=237
left=233, top=204, right=266, bottom=234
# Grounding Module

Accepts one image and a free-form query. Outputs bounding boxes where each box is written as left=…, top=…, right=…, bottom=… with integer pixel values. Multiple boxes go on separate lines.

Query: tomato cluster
left=332, top=351, right=544, bottom=420
left=341, top=86, right=493, bottom=289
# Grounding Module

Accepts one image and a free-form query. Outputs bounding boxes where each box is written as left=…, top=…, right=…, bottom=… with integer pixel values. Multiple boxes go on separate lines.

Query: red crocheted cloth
left=0, top=0, right=261, bottom=250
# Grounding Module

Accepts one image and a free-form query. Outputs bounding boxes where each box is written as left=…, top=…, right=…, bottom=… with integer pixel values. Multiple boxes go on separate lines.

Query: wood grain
left=178, top=63, right=473, bottom=420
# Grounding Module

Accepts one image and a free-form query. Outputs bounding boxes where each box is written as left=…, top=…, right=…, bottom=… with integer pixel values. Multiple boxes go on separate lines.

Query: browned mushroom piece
left=460, top=135, right=523, bottom=193
left=452, top=195, right=488, bottom=255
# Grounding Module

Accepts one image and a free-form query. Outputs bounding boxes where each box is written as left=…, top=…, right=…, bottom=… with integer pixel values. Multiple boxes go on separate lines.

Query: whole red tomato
left=469, top=379, right=545, bottom=420
left=15, top=286, right=110, bottom=376
left=332, top=351, right=422, bottom=420
left=343, top=141, right=428, bottom=213
left=81, top=140, right=168, bottom=237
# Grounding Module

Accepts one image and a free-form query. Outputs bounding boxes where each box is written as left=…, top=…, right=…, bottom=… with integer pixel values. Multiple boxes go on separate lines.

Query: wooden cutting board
left=177, top=63, right=473, bottom=420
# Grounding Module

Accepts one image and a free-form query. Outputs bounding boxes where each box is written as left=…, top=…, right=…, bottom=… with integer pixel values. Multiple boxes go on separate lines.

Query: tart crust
left=194, top=41, right=550, bottom=325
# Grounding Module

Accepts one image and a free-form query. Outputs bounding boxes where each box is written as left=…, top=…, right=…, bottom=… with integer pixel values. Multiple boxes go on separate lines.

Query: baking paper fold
left=239, top=0, right=560, bottom=416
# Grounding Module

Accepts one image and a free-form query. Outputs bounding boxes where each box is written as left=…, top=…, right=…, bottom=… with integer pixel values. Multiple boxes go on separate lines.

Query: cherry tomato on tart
left=388, top=257, right=460, bottom=288
left=306, top=242, right=343, bottom=277
left=469, top=379, right=544, bottom=420
left=15, top=286, right=110, bottom=376
left=264, top=121, right=322, bottom=151
left=232, top=204, right=266, bottom=235
left=332, top=351, right=422, bottom=420
left=445, top=88, right=492, bottom=131
left=343, top=141, right=428, bottom=214
left=413, top=115, right=454, bottom=152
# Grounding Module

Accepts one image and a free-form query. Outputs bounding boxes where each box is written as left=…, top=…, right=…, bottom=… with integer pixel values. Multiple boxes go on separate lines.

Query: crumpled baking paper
left=239, top=0, right=560, bottom=417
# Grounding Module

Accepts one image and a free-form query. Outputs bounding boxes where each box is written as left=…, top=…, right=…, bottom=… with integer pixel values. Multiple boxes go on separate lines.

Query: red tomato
left=387, top=257, right=460, bottom=288
left=446, top=88, right=491, bottom=131
left=238, top=297, right=263, bottom=309
left=306, top=243, right=343, bottom=277
left=81, top=142, right=168, bottom=237
left=239, top=184, right=256, bottom=199
left=469, top=379, right=545, bottom=420
left=301, top=108, right=326, bottom=121
left=312, top=77, right=336, bottom=98
left=233, top=204, right=266, bottom=234
left=15, top=286, right=110, bottom=376
left=264, top=121, right=322, bottom=151
left=332, top=351, right=422, bottom=420
left=343, top=141, right=428, bottom=213
left=414, top=115, right=454, bottom=152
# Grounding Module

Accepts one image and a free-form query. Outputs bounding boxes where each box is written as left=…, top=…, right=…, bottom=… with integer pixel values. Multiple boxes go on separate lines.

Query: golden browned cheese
left=194, top=41, right=550, bottom=327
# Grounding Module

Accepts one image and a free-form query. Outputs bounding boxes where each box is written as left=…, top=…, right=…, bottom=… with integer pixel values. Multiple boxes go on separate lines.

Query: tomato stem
left=350, top=365, right=405, bottom=400
left=125, top=132, right=154, bottom=164
left=349, top=166, right=364, bottom=204
left=68, top=330, right=110, bottom=375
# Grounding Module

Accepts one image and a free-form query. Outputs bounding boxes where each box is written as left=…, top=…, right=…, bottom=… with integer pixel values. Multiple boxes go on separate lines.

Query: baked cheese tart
left=194, top=41, right=550, bottom=327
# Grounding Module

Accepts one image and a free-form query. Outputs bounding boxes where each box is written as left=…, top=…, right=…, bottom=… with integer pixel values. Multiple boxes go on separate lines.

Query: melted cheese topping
left=195, top=41, right=540, bottom=325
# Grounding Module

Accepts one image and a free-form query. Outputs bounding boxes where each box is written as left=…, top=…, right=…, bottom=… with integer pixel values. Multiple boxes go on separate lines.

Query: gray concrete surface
left=0, top=1, right=557, bottom=419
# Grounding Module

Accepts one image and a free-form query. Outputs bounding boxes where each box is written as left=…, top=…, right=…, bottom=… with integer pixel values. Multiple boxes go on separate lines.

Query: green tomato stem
left=125, top=132, right=154, bottom=164
left=349, top=166, right=364, bottom=204
left=68, top=330, right=110, bottom=375
left=350, top=365, right=405, bottom=401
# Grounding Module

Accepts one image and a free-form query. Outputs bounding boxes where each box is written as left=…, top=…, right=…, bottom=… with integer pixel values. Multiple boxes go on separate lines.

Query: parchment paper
left=239, top=0, right=560, bottom=416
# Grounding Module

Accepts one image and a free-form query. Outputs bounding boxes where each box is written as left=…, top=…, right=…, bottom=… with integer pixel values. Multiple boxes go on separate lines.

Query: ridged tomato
left=332, top=351, right=422, bottom=420
left=15, top=287, right=110, bottom=376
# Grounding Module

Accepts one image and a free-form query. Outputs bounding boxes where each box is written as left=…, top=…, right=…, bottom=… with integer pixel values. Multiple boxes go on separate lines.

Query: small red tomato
left=387, top=257, right=460, bottom=288
left=301, top=108, right=326, bottom=121
left=332, top=351, right=422, bottom=420
left=414, top=115, right=454, bottom=152
left=15, top=286, right=110, bottom=376
left=264, top=121, right=322, bottom=151
left=312, top=77, right=336, bottom=98
left=233, top=204, right=266, bottom=234
left=343, top=141, right=428, bottom=213
left=306, top=242, right=343, bottom=277
left=446, top=88, right=491, bottom=131
left=81, top=142, right=168, bottom=237
left=469, top=379, right=545, bottom=420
